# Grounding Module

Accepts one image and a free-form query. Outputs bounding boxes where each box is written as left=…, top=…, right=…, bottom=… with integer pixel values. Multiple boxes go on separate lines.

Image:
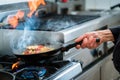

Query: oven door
left=74, top=61, right=101, bottom=80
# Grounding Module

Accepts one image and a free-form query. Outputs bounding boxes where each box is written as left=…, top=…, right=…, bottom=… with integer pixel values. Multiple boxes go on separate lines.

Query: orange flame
left=8, top=16, right=18, bottom=28
left=8, top=0, right=46, bottom=28
left=12, top=61, right=20, bottom=70
left=28, top=0, right=46, bottom=17
left=16, top=10, right=25, bottom=20
left=8, top=10, right=24, bottom=28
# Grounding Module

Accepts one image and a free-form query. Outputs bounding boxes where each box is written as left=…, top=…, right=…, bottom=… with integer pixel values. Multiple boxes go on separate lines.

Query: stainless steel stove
left=0, top=55, right=82, bottom=80
left=0, top=1, right=120, bottom=80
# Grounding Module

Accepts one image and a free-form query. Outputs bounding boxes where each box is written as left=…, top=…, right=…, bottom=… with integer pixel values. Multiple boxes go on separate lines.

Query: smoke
left=16, top=15, right=41, bottom=30
left=9, top=16, right=41, bottom=54
left=10, top=30, right=36, bottom=54
left=39, top=16, right=76, bottom=31
left=7, top=15, right=76, bottom=54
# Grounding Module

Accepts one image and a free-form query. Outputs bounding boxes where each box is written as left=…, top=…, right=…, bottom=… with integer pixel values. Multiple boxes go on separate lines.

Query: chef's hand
left=74, top=29, right=114, bottom=49
left=75, top=31, right=102, bottom=49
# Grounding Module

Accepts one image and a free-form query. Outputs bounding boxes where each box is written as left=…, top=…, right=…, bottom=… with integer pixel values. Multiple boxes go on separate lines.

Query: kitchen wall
left=0, top=0, right=120, bottom=10
left=0, top=0, right=27, bottom=5
left=85, top=0, right=120, bottom=10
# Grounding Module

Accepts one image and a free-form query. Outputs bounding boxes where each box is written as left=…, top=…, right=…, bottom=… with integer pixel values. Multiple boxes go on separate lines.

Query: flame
left=8, top=10, right=24, bottom=28
left=8, top=0, right=45, bottom=28
left=28, top=0, right=46, bottom=17
left=12, top=61, right=20, bottom=70
left=16, top=10, right=25, bottom=20
left=8, top=16, right=18, bottom=28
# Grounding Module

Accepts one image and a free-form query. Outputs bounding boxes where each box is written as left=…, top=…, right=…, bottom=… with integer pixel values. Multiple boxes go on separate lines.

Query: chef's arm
left=75, top=29, right=115, bottom=49
left=97, top=29, right=114, bottom=43
left=109, top=26, right=120, bottom=44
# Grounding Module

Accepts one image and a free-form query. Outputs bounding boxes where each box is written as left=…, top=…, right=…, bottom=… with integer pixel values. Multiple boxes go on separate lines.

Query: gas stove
left=0, top=2, right=120, bottom=80
left=0, top=55, right=82, bottom=80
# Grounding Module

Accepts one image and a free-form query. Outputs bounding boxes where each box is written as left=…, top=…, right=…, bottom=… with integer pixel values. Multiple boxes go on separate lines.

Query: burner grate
left=13, top=61, right=71, bottom=80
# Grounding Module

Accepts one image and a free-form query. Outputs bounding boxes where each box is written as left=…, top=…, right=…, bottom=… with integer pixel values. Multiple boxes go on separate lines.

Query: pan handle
left=62, top=38, right=100, bottom=51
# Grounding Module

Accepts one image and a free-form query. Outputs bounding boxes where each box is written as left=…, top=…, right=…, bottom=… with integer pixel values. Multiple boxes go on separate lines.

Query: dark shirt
left=109, top=26, right=120, bottom=73
left=109, top=26, right=120, bottom=44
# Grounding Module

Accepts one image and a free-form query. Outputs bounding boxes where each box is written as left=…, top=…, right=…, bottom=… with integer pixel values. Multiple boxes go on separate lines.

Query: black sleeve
left=109, top=26, right=120, bottom=44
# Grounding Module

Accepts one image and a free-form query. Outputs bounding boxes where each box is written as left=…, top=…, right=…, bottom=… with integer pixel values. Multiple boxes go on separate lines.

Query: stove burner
left=0, top=54, right=72, bottom=80
left=12, top=61, right=71, bottom=80
left=15, top=67, right=46, bottom=80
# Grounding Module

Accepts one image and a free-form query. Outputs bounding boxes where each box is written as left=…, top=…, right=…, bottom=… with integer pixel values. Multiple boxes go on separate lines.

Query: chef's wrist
left=97, top=29, right=114, bottom=42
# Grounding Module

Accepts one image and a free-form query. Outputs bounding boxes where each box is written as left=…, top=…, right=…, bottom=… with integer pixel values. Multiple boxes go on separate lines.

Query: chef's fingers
left=86, top=36, right=94, bottom=49
left=75, top=33, right=89, bottom=42
left=88, top=36, right=94, bottom=45
left=75, top=34, right=87, bottom=49
left=75, top=35, right=84, bottom=42
left=75, top=32, right=100, bottom=49
left=76, top=45, right=81, bottom=49
left=89, top=38, right=101, bottom=49
left=81, top=38, right=88, bottom=48
left=88, top=38, right=97, bottom=49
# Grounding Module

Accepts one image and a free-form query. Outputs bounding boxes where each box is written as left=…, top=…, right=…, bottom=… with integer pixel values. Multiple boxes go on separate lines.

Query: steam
left=47, top=18, right=76, bottom=31
left=40, top=16, right=76, bottom=31
left=16, top=15, right=41, bottom=30
left=11, top=30, right=36, bottom=53
left=8, top=15, right=76, bottom=54
left=9, top=16, right=41, bottom=54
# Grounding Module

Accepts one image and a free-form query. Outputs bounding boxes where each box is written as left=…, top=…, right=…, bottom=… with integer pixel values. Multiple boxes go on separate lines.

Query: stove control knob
left=91, top=49, right=103, bottom=57
left=72, top=59, right=83, bottom=67
left=91, top=49, right=98, bottom=57
left=72, top=59, right=79, bottom=62
left=98, top=50, right=103, bottom=56
left=79, top=60, right=83, bottom=68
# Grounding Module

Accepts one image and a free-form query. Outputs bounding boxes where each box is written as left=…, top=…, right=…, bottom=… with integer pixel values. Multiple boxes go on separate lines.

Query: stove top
left=0, top=55, right=82, bottom=80
left=38, top=14, right=100, bottom=31
left=13, top=61, right=72, bottom=80
left=1, top=14, right=100, bottom=31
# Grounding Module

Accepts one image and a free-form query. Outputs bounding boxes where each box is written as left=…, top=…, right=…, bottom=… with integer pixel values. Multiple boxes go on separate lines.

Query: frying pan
left=14, top=38, right=100, bottom=61
left=0, top=71, right=15, bottom=80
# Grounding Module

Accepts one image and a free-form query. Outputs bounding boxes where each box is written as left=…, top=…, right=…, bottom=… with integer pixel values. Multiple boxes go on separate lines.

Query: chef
left=75, top=26, right=120, bottom=73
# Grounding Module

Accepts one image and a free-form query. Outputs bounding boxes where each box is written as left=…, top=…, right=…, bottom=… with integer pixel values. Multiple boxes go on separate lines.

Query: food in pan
left=22, top=45, right=53, bottom=55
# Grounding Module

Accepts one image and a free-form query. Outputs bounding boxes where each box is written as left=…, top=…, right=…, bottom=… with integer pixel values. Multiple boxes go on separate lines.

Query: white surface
left=85, top=0, right=120, bottom=10
left=0, top=0, right=120, bottom=10
left=0, top=0, right=27, bottom=5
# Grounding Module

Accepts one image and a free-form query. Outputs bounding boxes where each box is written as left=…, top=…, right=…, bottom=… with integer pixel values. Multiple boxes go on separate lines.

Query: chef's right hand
left=74, top=31, right=102, bottom=49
